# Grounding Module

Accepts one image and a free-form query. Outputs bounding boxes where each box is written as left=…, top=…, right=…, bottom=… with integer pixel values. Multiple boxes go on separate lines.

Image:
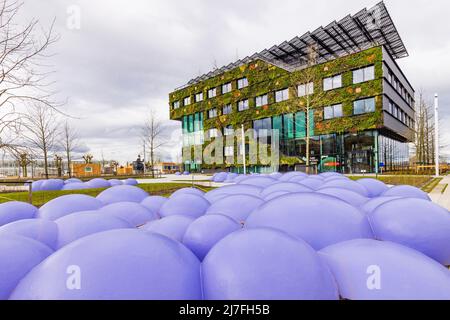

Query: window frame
left=255, top=94, right=268, bottom=107
left=237, top=77, right=248, bottom=89
left=275, top=88, right=289, bottom=103
left=353, top=97, right=376, bottom=115
left=323, top=74, right=342, bottom=91
left=238, top=99, right=249, bottom=112
left=222, top=82, right=232, bottom=94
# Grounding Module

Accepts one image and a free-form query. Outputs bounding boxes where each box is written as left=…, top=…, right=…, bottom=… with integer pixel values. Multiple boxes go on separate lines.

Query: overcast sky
left=18, top=0, right=450, bottom=163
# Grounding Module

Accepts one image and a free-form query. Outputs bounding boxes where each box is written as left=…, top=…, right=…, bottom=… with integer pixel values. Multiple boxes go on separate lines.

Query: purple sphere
left=182, top=214, right=241, bottom=260
left=263, top=191, right=291, bottom=201
left=294, top=178, right=324, bottom=190
left=278, top=172, right=308, bottom=182
left=260, top=182, right=312, bottom=198
left=202, top=228, right=338, bottom=300
left=140, top=196, right=168, bottom=215
left=62, top=183, right=90, bottom=191
left=212, top=172, right=227, bottom=182
left=159, top=194, right=210, bottom=219
left=356, top=178, right=389, bottom=197
left=41, top=179, right=65, bottom=191
left=96, top=185, right=149, bottom=205
left=319, top=239, right=450, bottom=300
left=123, top=178, right=138, bottom=186
left=55, top=211, right=131, bottom=248
left=99, top=202, right=158, bottom=227
left=319, top=179, right=369, bottom=197
left=359, top=196, right=401, bottom=215
left=38, top=194, right=103, bottom=221
left=31, top=180, right=45, bottom=191
left=170, top=187, right=205, bottom=198
left=205, top=194, right=263, bottom=222
left=246, top=193, right=373, bottom=250
left=382, top=185, right=431, bottom=201
left=316, top=188, right=370, bottom=207
left=0, top=201, right=37, bottom=227
left=0, top=219, right=58, bottom=250
left=143, top=215, right=194, bottom=242
left=108, top=179, right=123, bottom=186
left=10, top=230, right=202, bottom=300
left=204, top=185, right=263, bottom=203
left=368, top=198, right=450, bottom=265
left=64, top=178, right=82, bottom=184
left=237, top=176, right=277, bottom=187
left=0, top=235, right=53, bottom=299
left=86, top=178, right=111, bottom=189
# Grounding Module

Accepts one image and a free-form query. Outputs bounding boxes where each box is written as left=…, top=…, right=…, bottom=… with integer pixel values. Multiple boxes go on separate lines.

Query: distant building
left=168, top=2, right=414, bottom=174
left=153, top=162, right=180, bottom=174
left=71, top=163, right=102, bottom=177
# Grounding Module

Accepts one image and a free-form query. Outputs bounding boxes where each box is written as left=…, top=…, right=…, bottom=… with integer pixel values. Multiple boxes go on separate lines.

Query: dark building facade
left=168, top=2, right=415, bottom=174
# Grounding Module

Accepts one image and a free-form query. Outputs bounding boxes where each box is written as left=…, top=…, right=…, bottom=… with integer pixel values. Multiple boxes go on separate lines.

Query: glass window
left=272, top=115, right=282, bottom=138
left=283, top=114, right=294, bottom=139
left=294, top=112, right=306, bottom=139
left=173, top=101, right=180, bottom=109
left=275, top=88, right=289, bottom=102
left=253, top=117, right=271, bottom=137
left=238, top=99, right=249, bottom=112
left=388, top=100, right=394, bottom=114
left=222, top=82, right=232, bottom=94
left=324, top=104, right=343, bottom=120
left=195, top=92, right=203, bottom=102
left=353, top=65, right=375, bottom=84
left=237, top=77, right=248, bottom=89
left=207, top=88, right=217, bottom=98
left=298, top=82, right=314, bottom=97
left=184, top=96, right=191, bottom=106
left=353, top=97, right=376, bottom=115
left=255, top=94, right=268, bottom=107
left=208, top=128, right=218, bottom=138
left=224, top=125, right=234, bottom=136
left=323, top=74, right=342, bottom=91
left=224, top=146, right=234, bottom=157
left=208, top=108, right=217, bottom=119
left=222, top=104, right=232, bottom=115
left=188, top=114, right=194, bottom=133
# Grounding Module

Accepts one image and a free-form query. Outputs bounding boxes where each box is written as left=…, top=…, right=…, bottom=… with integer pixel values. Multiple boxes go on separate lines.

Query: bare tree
left=22, top=104, right=59, bottom=179
left=60, top=121, right=79, bottom=177
left=0, top=0, right=61, bottom=155
left=291, top=43, right=326, bottom=168
left=142, top=108, right=167, bottom=178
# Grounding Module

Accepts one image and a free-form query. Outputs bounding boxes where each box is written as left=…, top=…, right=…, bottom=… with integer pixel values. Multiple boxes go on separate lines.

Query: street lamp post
left=434, top=94, right=440, bottom=177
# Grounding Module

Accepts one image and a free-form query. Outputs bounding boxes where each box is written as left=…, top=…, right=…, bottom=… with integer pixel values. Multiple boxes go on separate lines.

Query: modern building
left=168, top=2, right=415, bottom=174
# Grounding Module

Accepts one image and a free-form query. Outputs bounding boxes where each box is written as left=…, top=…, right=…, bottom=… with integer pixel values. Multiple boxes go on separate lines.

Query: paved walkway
left=429, top=175, right=450, bottom=210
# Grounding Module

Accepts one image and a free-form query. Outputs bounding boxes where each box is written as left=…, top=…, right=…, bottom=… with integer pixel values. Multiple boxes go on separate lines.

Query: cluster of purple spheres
left=1, top=172, right=449, bottom=300
left=29, top=178, right=139, bottom=191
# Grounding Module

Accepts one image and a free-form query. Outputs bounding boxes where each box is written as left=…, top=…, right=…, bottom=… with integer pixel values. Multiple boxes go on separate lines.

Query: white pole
left=434, top=94, right=439, bottom=177
left=241, top=124, right=247, bottom=175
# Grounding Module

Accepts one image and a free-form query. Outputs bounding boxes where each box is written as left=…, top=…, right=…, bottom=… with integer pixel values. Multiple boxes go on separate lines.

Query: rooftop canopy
left=179, top=1, right=407, bottom=89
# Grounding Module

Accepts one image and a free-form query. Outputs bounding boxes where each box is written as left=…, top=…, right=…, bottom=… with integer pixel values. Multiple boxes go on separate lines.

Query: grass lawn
left=0, top=183, right=215, bottom=207
left=349, top=175, right=433, bottom=189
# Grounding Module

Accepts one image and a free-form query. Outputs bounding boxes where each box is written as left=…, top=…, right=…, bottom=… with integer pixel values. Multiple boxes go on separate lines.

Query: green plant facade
left=168, top=46, right=410, bottom=173
left=170, top=46, right=383, bottom=133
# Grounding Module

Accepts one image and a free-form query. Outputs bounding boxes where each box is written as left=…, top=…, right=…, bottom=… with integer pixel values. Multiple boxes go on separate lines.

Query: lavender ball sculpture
left=319, top=239, right=450, bottom=300
left=368, top=198, right=450, bottom=265
left=183, top=214, right=241, bottom=260
left=246, top=193, right=373, bottom=250
left=37, top=194, right=103, bottom=221
left=143, top=215, right=195, bottom=242
left=382, top=185, right=431, bottom=201
left=10, top=230, right=202, bottom=300
left=0, top=235, right=53, bottom=299
left=0, top=202, right=38, bottom=227
left=202, top=228, right=339, bottom=300
left=205, top=194, right=263, bottom=222
left=0, top=219, right=58, bottom=250
left=159, top=194, right=210, bottom=219
left=99, top=202, right=158, bottom=226
left=96, top=185, right=149, bottom=205
left=140, top=196, right=167, bottom=215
